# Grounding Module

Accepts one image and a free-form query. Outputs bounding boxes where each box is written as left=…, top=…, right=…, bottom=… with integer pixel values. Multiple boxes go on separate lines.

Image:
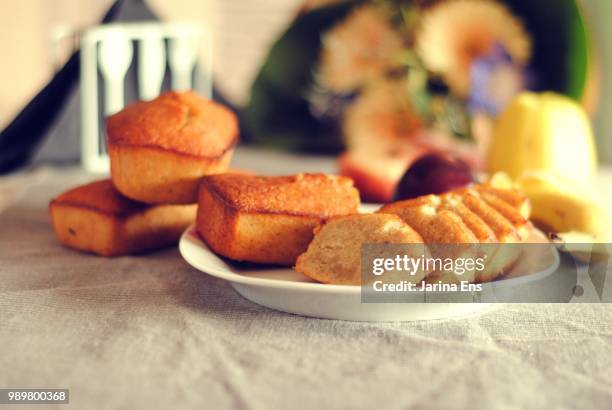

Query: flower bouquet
left=244, top=0, right=592, bottom=202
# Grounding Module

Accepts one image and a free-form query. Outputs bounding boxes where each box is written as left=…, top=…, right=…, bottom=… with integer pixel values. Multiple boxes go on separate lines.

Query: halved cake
left=295, top=214, right=427, bottom=285
left=196, top=173, right=360, bottom=265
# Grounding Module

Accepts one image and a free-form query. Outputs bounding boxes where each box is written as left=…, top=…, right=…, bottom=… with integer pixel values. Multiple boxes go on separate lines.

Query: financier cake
left=50, top=179, right=196, bottom=256
left=197, top=173, right=360, bottom=265
left=107, top=91, right=238, bottom=204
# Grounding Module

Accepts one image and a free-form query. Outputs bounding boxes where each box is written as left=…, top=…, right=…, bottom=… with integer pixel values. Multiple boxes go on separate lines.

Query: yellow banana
left=516, top=172, right=610, bottom=235
left=488, top=92, right=597, bottom=184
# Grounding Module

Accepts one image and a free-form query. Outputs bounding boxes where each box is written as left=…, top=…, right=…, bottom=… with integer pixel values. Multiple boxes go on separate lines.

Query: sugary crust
left=196, top=173, right=361, bottom=265
left=106, top=91, right=238, bottom=158
left=200, top=173, right=360, bottom=217
left=49, top=179, right=196, bottom=256
left=109, top=144, right=233, bottom=204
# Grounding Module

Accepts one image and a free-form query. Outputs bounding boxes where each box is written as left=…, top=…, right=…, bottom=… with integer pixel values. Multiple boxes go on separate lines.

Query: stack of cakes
left=50, top=91, right=238, bottom=256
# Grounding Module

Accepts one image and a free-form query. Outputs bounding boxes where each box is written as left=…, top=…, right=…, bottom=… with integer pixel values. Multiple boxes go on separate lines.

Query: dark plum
left=393, top=153, right=474, bottom=201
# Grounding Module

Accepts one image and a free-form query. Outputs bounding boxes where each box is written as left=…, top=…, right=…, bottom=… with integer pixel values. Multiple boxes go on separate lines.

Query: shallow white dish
left=179, top=224, right=560, bottom=322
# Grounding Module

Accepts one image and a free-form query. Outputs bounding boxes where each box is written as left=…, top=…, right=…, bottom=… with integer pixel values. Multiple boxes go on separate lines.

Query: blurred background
left=0, top=0, right=609, bottom=162
left=1, top=0, right=611, bottom=246
left=583, top=1, right=612, bottom=161
left=0, top=0, right=300, bottom=128
left=1, top=0, right=611, bottom=181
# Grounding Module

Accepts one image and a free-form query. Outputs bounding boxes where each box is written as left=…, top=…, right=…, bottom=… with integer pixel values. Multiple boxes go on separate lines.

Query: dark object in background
left=244, top=0, right=590, bottom=154
left=0, top=0, right=235, bottom=174
left=393, top=153, right=474, bottom=201
left=242, top=2, right=354, bottom=154
left=0, top=0, right=129, bottom=174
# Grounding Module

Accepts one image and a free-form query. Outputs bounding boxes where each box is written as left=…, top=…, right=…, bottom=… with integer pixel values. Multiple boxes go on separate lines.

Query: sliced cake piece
left=295, top=214, right=426, bottom=285
left=197, top=173, right=360, bottom=265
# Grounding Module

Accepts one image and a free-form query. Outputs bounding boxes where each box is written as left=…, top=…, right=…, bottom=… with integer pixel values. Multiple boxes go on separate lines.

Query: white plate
left=179, top=224, right=560, bottom=322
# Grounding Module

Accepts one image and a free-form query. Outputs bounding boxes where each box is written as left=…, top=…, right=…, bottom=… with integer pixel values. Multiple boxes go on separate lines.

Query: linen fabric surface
left=1, top=148, right=612, bottom=410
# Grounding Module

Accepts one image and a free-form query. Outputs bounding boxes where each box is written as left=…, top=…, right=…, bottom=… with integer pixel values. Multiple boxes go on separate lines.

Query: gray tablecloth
left=1, top=149, right=612, bottom=410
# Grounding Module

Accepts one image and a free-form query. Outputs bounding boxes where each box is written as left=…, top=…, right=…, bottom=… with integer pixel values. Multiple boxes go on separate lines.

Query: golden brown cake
left=379, top=185, right=530, bottom=243
left=50, top=179, right=196, bottom=256
left=294, top=214, right=426, bottom=285
left=196, top=173, right=361, bottom=265
left=378, top=184, right=532, bottom=282
left=107, top=91, right=238, bottom=204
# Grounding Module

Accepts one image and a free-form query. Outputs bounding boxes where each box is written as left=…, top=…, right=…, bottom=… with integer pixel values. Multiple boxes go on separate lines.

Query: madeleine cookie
left=379, top=184, right=531, bottom=282
left=50, top=180, right=196, bottom=256
left=197, top=173, right=360, bottom=265
left=107, top=91, right=238, bottom=204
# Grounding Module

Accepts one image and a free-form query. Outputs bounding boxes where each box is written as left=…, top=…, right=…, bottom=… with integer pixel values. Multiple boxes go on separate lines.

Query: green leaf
left=243, top=1, right=359, bottom=153
left=503, top=0, right=589, bottom=101
left=242, top=0, right=590, bottom=153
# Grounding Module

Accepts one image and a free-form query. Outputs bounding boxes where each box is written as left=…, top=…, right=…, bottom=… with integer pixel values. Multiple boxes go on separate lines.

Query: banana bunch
left=496, top=171, right=612, bottom=262
left=488, top=171, right=610, bottom=237
left=486, top=92, right=610, bottom=260
left=516, top=172, right=609, bottom=235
